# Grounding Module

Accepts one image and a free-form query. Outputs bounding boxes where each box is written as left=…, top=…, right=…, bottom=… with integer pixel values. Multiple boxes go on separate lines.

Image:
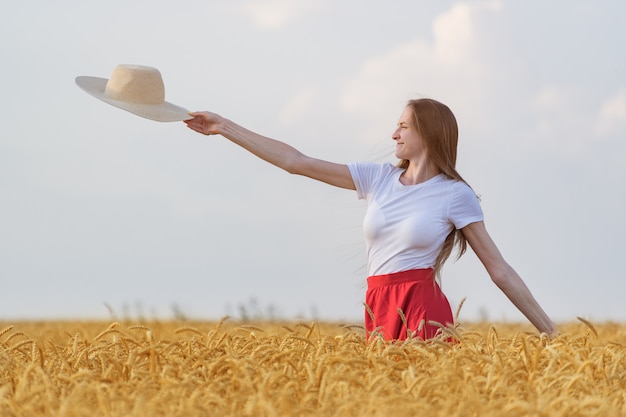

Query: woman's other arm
left=461, top=221, right=558, bottom=337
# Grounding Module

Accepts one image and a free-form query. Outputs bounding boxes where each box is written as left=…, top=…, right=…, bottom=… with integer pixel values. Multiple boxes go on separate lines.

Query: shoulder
left=453, top=179, right=475, bottom=194
left=437, top=177, right=478, bottom=200
left=348, top=162, right=400, bottom=199
left=444, top=178, right=484, bottom=225
left=448, top=179, right=481, bottom=209
left=348, top=161, right=400, bottom=181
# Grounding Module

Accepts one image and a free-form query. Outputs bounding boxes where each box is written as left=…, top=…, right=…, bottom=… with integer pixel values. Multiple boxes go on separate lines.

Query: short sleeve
left=448, top=182, right=484, bottom=229
left=348, top=162, right=385, bottom=200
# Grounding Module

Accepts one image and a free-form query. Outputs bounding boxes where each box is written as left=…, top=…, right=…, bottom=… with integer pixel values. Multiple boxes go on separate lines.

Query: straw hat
left=75, top=65, right=191, bottom=122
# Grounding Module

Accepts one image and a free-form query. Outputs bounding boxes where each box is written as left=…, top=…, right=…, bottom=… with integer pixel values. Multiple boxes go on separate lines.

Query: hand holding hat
left=75, top=64, right=192, bottom=122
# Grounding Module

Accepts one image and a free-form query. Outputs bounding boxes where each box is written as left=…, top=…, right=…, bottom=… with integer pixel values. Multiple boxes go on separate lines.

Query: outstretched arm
left=184, top=111, right=355, bottom=190
left=461, top=221, right=558, bottom=337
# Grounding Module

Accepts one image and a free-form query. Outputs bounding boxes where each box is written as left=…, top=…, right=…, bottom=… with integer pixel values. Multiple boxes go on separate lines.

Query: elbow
left=283, top=158, right=300, bottom=175
left=283, top=152, right=307, bottom=175
left=489, top=264, right=514, bottom=290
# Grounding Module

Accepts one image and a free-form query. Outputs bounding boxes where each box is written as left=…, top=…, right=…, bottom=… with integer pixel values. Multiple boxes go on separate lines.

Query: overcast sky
left=1, top=1, right=625, bottom=325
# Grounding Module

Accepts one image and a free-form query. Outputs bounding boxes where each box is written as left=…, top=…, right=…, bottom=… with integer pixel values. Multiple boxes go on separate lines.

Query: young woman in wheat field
left=184, top=98, right=557, bottom=340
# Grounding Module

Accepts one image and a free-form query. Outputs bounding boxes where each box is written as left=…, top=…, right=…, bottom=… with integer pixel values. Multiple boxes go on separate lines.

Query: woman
left=184, top=98, right=558, bottom=340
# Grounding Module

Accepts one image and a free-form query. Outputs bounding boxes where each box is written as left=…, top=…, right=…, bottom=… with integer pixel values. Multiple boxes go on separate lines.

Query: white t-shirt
left=348, top=162, right=484, bottom=276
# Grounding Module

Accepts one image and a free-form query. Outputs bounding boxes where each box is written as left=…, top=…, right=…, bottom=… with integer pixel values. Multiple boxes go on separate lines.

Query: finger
left=188, top=111, right=205, bottom=119
left=184, top=117, right=202, bottom=126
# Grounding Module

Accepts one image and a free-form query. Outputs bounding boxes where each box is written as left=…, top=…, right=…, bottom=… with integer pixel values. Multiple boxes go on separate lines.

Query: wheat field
left=0, top=318, right=624, bottom=417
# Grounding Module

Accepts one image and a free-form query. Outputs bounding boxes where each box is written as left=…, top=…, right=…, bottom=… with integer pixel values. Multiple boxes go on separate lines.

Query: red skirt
left=364, top=268, right=453, bottom=341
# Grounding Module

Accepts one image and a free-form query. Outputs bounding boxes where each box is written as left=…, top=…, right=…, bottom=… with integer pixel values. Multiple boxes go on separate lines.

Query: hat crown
left=104, top=65, right=165, bottom=105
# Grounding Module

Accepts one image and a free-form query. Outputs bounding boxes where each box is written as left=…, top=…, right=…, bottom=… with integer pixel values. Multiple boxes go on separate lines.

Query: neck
left=400, top=160, right=440, bottom=186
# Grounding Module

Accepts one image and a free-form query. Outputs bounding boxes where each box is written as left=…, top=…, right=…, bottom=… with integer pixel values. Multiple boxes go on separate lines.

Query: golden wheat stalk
left=576, top=316, right=599, bottom=338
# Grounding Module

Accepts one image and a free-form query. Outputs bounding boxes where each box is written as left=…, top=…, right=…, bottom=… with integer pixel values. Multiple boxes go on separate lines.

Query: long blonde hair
left=397, top=98, right=470, bottom=278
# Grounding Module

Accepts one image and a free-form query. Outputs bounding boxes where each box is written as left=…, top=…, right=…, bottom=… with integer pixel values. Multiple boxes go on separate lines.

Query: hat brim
left=75, top=76, right=192, bottom=122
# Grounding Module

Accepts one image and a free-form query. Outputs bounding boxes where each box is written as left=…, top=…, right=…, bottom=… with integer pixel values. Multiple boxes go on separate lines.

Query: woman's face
left=392, top=106, right=427, bottom=161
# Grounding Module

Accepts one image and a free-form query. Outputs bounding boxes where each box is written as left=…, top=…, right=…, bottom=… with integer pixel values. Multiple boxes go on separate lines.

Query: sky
left=1, top=1, right=625, bottom=325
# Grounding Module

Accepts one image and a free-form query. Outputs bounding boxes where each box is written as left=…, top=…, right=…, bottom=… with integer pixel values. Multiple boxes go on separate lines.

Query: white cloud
left=595, top=89, right=626, bottom=136
left=279, top=86, right=321, bottom=127
left=432, top=3, right=475, bottom=66
left=529, top=84, right=626, bottom=159
left=339, top=2, right=503, bottom=145
left=239, top=0, right=324, bottom=30
left=339, top=0, right=617, bottom=163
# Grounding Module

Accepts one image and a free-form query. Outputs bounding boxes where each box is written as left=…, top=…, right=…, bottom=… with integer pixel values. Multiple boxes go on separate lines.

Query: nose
left=392, top=127, right=400, bottom=141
